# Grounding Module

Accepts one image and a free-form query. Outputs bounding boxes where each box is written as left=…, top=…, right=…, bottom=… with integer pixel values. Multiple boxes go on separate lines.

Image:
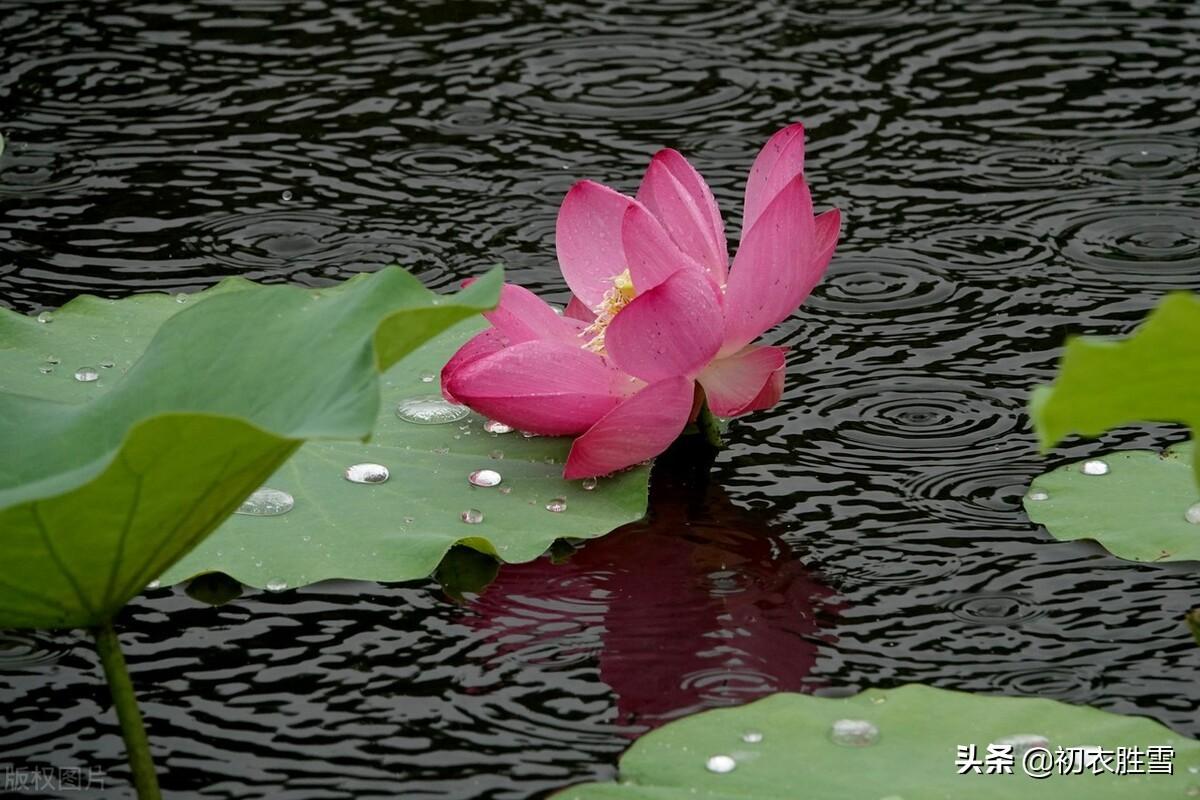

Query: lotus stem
left=92, top=620, right=162, bottom=800
left=697, top=403, right=724, bottom=449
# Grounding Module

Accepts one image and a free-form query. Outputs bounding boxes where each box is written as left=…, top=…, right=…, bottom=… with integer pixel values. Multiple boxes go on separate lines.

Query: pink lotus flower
left=442, top=123, right=841, bottom=479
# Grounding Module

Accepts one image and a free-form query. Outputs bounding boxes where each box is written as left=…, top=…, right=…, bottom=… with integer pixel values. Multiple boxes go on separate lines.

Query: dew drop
left=830, top=719, right=880, bottom=747
left=254, top=560, right=264, bottom=568
left=36, top=311, right=53, bottom=323
left=281, top=190, right=293, bottom=201
left=1027, top=489, right=1049, bottom=501
left=73, top=367, right=100, bottom=383
left=581, top=477, right=598, bottom=491
left=45, top=356, right=60, bottom=365
left=146, top=580, right=161, bottom=590
left=345, top=463, right=390, bottom=484
left=461, top=508, right=484, bottom=524
left=468, top=469, right=502, bottom=488
left=484, top=419, right=513, bottom=434
left=420, top=371, right=436, bottom=383
left=99, top=359, right=115, bottom=369
left=498, top=486, right=512, bottom=495
left=396, top=395, right=471, bottom=425
left=38, top=363, right=54, bottom=374
left=546, top=497, right=567, bottom=513
left=175, top=293, right=189, bottom=304
left=705, top=755, right=736, bottom=774
left=265, top=579, right=288, bottom=592
left=741, top=730, right=763, bottom=744
left=1081, top=459, right=1109, bottom=476
left=521, top=430, right=538, bottom=438
left=489, top=449, right=504, bottom=460
left=992, top=733, right=1049, bottom=756
left=1185, top=502, right=1200, bottom=525
left=235, top=487, right=294, bottom=516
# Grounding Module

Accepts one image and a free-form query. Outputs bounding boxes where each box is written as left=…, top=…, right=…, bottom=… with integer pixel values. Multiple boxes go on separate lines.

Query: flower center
left=580, top=269, right=635, bottom=353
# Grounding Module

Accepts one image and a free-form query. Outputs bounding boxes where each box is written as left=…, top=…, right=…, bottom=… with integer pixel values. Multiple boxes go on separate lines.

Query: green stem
left=697, top=403, right=724, bottom=449
left=91, top=620, right=162, bottom=800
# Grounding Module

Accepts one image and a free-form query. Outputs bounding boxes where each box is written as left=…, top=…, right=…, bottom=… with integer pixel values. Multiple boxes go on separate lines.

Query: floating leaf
left=1031, top=292, right=1200, bottom=488
left=158, top=318, right=650, bottom=588
left=1024, top=443, right=1200, bottom=562
left=552, top=685, right=1200, bottom=799
left=0, top=267, right=501, bottom=628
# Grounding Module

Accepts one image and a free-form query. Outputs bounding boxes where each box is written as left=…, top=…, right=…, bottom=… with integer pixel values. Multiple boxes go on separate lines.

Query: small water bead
left=489, top=449, right=504, bottom=460
left=396, top=395, right=471, bottom=425
left=484, top=419, right=513, bottom=434
left=345, top=463, right=390, bottom=484
left=1185, top=502, right=1200, bottom=525
left=1081, top=459, right=1110, bottom=475
left=546, top=497, right=568, bottom=513
left=1027, top=489, right=1049, bottom=501
left=99, top=359, right=115, bottom=369
left=830, top=719, right=880, bottom=747
left=175, top=293, right=189, bottom=304
left=146, top=579, right=161, bottom=590
left=36, top=311, right=53, bottom=323
left=705, top=755, right=737, bottom=774
left=265, top=579, right=288, bottom=592
left=45, top=356, right=60, bottom=365
left=281, top=190, right=293, bottom=201
left=235, top=487, right=294, bottom=516
left=38, top=363, right=54, bottom=374
left=741, top=730, right=763, bottom=744
left=461, top=508, right=484, bottom=524
left=581, top=477, right=598, bottom=491
left=992, top=734, right=1049, bottom=755
left=521, top=430, right=538, bottom=438
left=420, top=371, right=436, bottom=383
left=73, top=367, right=99, bottom=383
left=498, top=486, right=512, bottom=495
left=468, top=469, right=502, bottom=488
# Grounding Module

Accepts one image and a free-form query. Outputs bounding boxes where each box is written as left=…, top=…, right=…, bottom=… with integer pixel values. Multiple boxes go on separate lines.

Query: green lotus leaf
left=1031, top=292, right=1200, bottom=487
left=1023, top=443, right=1200, bottom=562
left=552, top=685, right=1200, bottom=799
left=0, top=267, right=502, bottom=628
left=158, top=316, right=650, bottom=589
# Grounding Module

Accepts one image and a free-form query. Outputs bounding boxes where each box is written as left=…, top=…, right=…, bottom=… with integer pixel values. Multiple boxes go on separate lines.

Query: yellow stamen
left=581, top=269, right=636, bottom=353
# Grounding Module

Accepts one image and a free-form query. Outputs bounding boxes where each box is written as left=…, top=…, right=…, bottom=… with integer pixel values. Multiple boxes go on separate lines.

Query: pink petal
left=743, top=123, right=807, bottom=235
left=445, top=340, right=633, bottom=435
left=743, top=361, right=786, bottom=413
left=441, top=328, right=509, bottom=404
left=555, top=180, right=636, bottom=308
left=722, top=174, right=823, bottom=353
left=813, top=207, right=842, bottom=272
left=605, top=267, right=724, bottom=383
left=636, top=149, right=728, bottom=283
left=564, top=295, right=596, bottom=323
left=564, top=376, right=694, bottom=479
left=698, top=345, right=787, bottom=417
left=621, top=203, right=705, bottom=294
left=484, top=282, right=583, bottom=345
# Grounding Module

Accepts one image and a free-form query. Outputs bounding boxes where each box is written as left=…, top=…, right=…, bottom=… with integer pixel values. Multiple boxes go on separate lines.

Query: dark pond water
left=3, top=0, right=1200, bottom=797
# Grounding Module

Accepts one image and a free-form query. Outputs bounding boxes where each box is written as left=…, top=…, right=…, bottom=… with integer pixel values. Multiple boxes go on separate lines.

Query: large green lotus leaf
left=0, top=267, right=502, bottom=629
left=158, top=317, right=650, bottom=589
left=1024, top=442, right=1200, bottom=562
left=1031, top=292, right=1200, bottom=487
left=553, top=685, right=1200, bottom=799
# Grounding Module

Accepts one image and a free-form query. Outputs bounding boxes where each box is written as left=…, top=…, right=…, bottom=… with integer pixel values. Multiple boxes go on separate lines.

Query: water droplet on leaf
left=461, top=508, right=484, bottom=524
left=73, top=367, right=99, bottom=383
left=741, top=730, right=763, bottom=743
left=236, top=488, right=294, bottom=516
left=420, top=371, right=436, bottom=383
left=546, top=497, right=567, bottom=513
left=345, top=463, right=389, bottom=484
left=36, top=311, right=53, bottom=323
left=468, top=469, right=502, bottom=487
left=705, top=755, right=736, bottom=773
left=830, top=719, right=879, bottom=747
left=1027, top=489, right=1049, bottom=501
left=265, top=579, right=288, bottom=592
left=581, top=477, right=598, bottom=491
left=99, top=359, right=115, bottom=369
left=992, top=733, right=1049, bottom=755
left=1186, top=502, right=1200, bottom=525
left=396, top=396, right=470, bottom=424
left=1081, top=459, right=1109, bottom=475
left=484, top=419, right=513, bottom=434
